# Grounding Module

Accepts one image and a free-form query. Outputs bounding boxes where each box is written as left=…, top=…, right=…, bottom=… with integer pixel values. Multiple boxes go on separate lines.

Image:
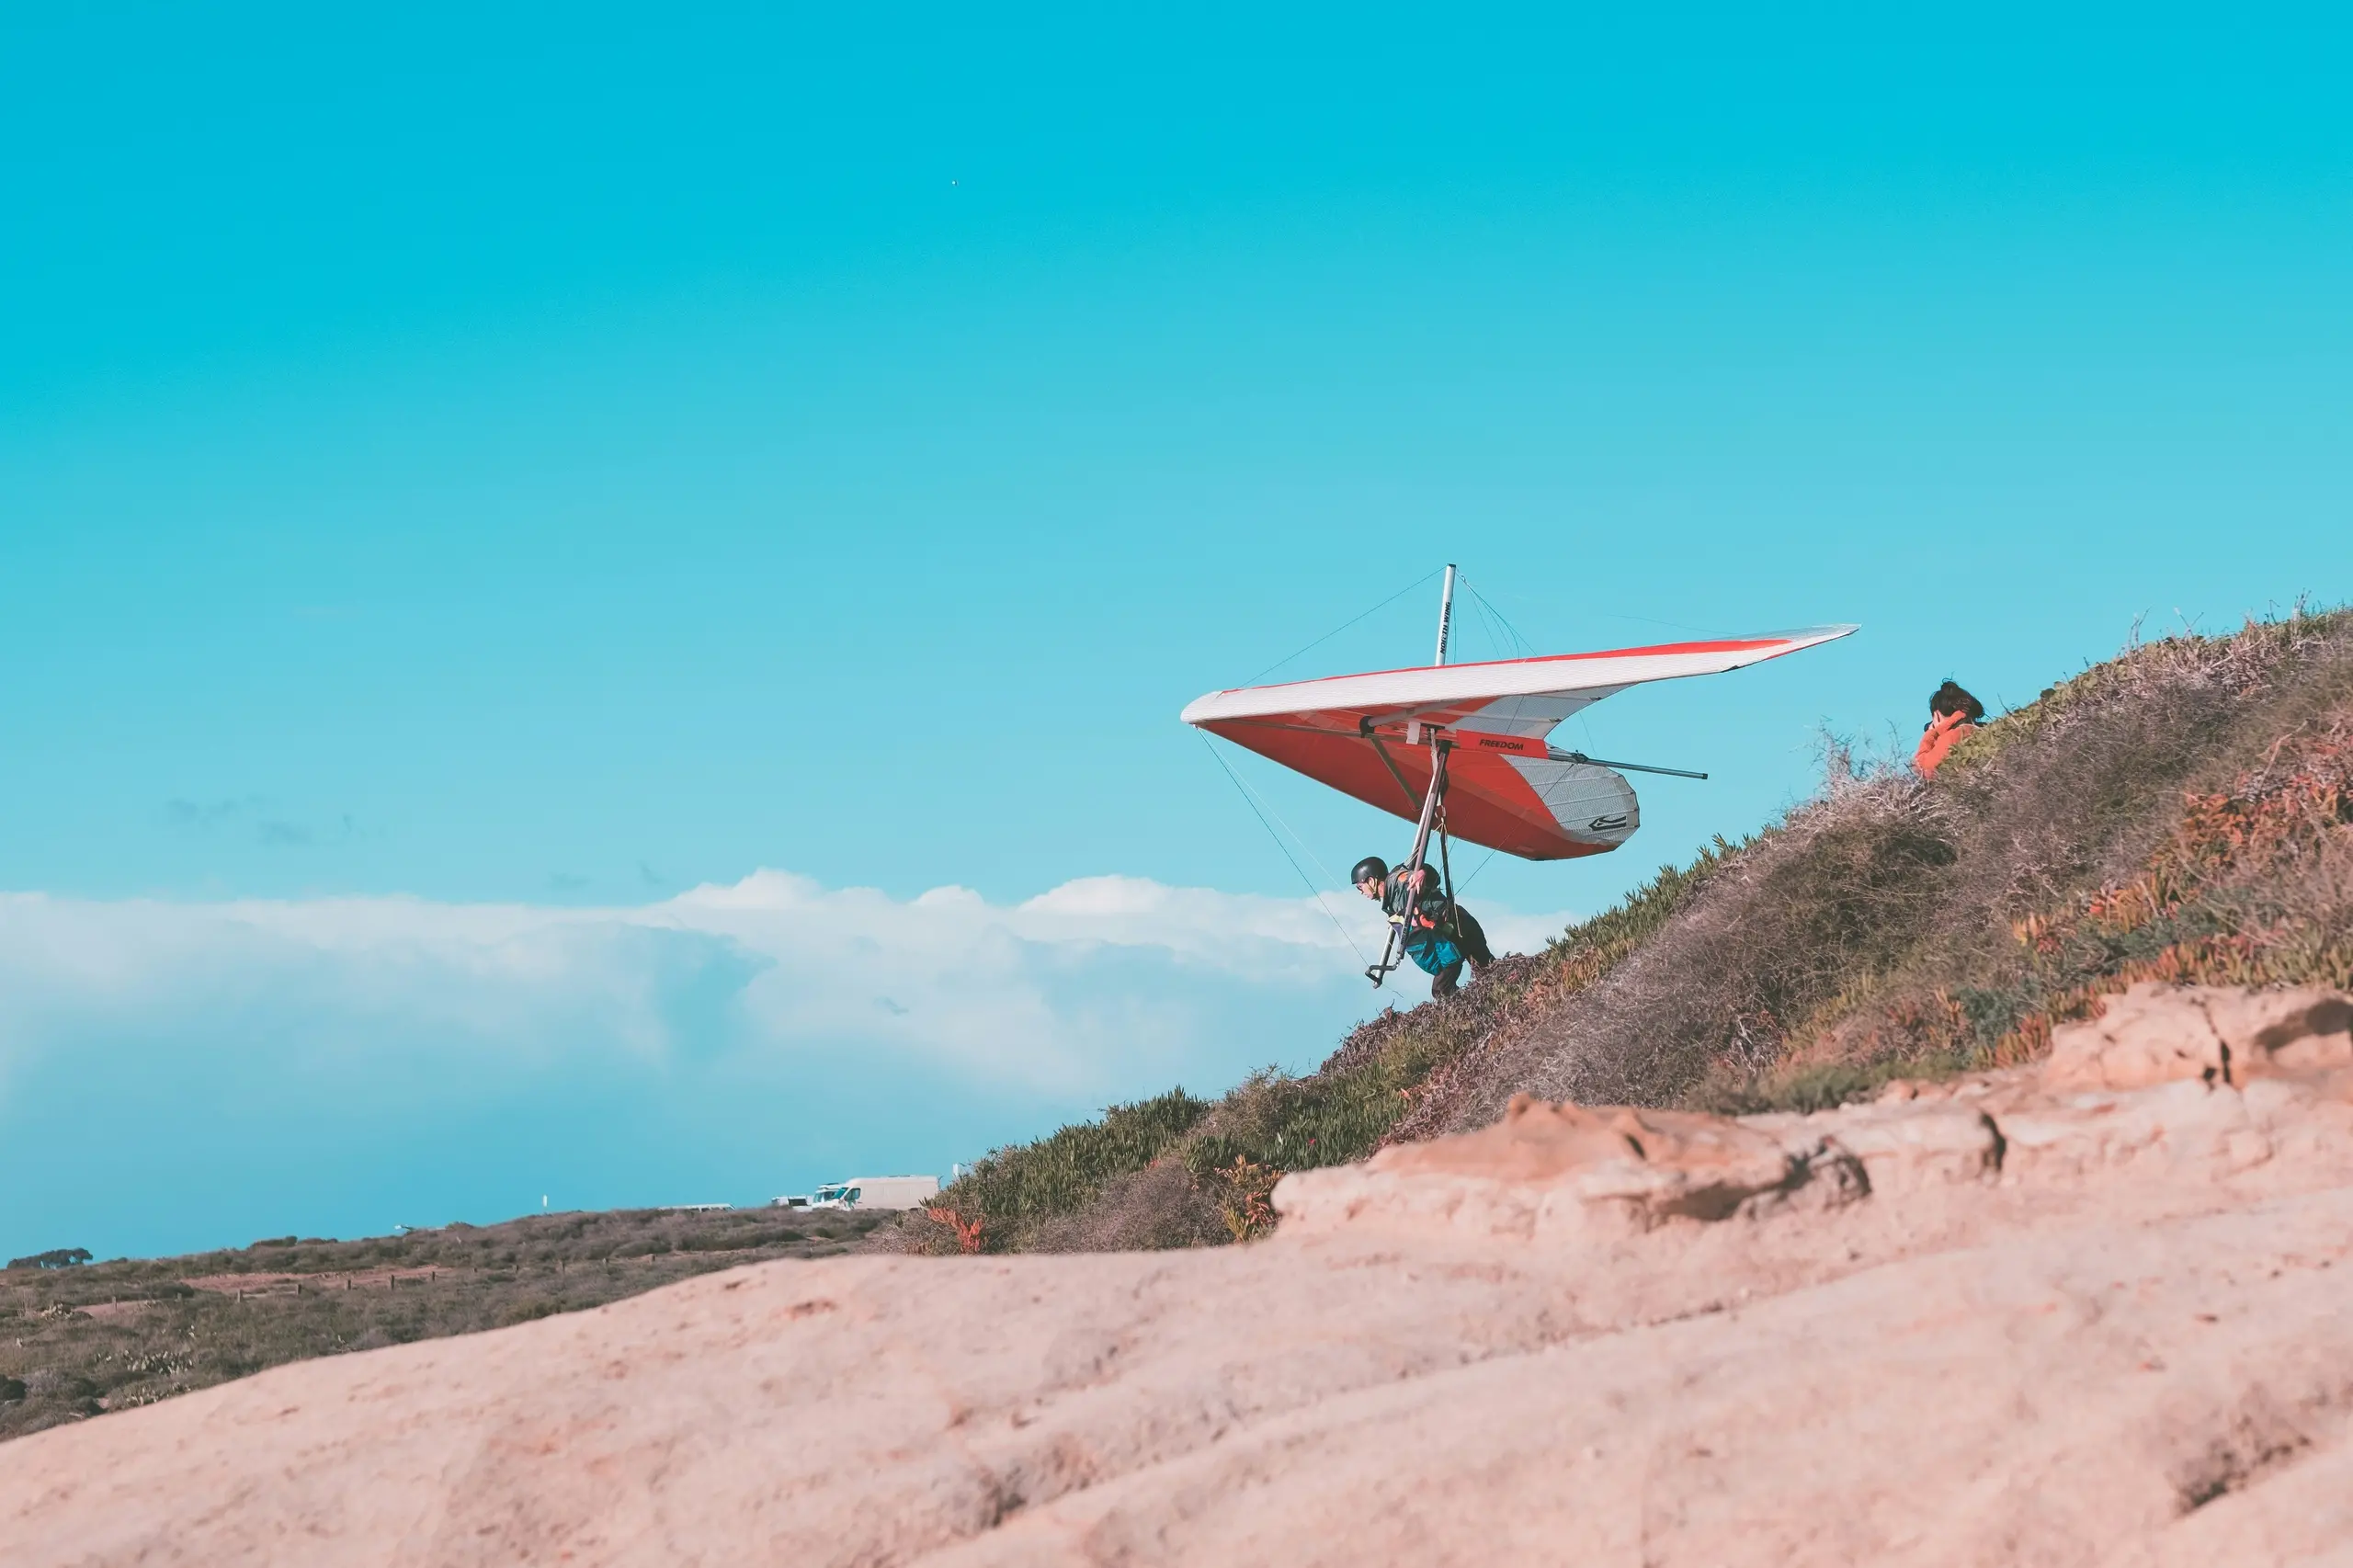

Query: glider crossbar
left=1361, top=732, right=1423, bottom=815
left=1549, top=748, right=1710, bottom=781
left=1368, top=736, right=1449, bottom=988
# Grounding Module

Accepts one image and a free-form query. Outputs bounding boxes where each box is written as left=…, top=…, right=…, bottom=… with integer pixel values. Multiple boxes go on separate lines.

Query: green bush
left=6, top=1249, right=92, bottom=1271
left=929, top=1090, right=1212, bottom=1250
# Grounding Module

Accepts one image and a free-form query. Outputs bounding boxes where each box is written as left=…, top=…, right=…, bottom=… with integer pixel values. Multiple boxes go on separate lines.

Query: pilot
left=1352, top=856, right=1495, bottom=999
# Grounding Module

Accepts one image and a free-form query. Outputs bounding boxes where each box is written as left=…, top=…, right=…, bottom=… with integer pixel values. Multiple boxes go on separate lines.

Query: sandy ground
left=5, top=983, right=2351, bottom=1567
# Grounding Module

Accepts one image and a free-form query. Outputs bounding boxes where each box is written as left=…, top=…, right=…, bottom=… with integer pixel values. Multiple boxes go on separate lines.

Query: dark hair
left=1928, top=680, right=1985, bottom=723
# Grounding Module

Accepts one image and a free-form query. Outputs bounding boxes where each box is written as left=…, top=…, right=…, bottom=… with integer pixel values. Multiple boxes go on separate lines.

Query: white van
left=803, top=1175, right=939, bottom=1211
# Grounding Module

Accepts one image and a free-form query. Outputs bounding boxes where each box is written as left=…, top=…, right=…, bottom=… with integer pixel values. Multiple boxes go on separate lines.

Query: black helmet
left=1350, top=856, right=1390, bottom=887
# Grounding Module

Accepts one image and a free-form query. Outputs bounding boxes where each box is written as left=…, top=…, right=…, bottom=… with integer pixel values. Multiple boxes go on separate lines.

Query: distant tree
left=6, top=1247, right=93, bottom=1270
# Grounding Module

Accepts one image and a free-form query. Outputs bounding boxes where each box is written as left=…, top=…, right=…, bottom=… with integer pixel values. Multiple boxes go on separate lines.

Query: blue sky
left=4, top=5, right=2348, bottom=1257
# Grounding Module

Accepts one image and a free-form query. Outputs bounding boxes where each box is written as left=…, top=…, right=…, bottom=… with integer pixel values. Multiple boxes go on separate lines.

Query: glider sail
left=1183, top=625, right=1857, bottom=861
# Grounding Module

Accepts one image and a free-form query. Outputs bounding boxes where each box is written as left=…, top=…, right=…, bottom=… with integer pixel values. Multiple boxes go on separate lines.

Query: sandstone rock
left=2199, top=984, right=2353, bottom=1077
left=1748, top=1098, right=2006, bottom=1193
left=7, top=986, right=2353, bottom=1567
left=1995, top=1076, right=2277, bottom=1182
left=1278, top=1095, right=1860, bottom=1241
left=2043, top=982, right=2353, bottom=1092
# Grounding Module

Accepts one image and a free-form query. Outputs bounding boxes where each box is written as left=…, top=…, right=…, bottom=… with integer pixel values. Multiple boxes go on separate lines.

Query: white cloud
left=1, top=873, right=1569, bottom=1091
left=0, top=873, right=1572, bottom=1258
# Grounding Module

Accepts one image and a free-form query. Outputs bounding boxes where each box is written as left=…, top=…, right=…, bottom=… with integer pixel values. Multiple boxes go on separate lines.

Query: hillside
left=6, top=606, right=2346, bottom=1442
left=901, top=608, right=2353, bottom=1254
left=0, top=1207, right=889, bottom=1445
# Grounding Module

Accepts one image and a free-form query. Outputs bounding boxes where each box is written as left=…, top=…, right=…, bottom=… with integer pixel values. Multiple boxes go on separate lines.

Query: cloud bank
left=0, top=874, right=1570, bottom=1260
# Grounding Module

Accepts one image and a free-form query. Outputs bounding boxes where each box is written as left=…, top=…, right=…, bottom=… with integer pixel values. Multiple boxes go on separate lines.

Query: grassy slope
left=903, top=608, right=2353, bottom=1256
left=896, top=846, right=1739, bottom=1255
left=0, top=1207, right=889, bottom=1445
left=1463, top=607, right=2353, bottom=1123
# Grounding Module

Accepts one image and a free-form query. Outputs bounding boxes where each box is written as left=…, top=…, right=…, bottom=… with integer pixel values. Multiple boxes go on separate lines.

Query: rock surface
left=2042, top=982, right=2353, bottom=1091
left=6, top=983, right=2353, bottom=1566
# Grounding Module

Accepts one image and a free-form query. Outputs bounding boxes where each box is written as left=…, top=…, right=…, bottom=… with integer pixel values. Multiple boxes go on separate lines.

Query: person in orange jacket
left=1914, top=679, right=1985, bottom=778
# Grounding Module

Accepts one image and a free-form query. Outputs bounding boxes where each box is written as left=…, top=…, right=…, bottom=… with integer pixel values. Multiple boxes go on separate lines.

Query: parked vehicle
left=802, top=1175, right=938, bottom=1211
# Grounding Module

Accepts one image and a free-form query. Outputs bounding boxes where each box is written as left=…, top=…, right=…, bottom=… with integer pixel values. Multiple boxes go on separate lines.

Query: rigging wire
left=1452, top=572, right=1545, bottom=736
left=1477, top=581, right=1728, bottom=641
left=1456, top=576, right=1495, bottom=660
left=1197, top=733, right=1371, bottom=966
left=1482, top=598, right=1518, bottom=661
left=1457, top=579, right=1499, bottom=661
left=1449, top=571, right=1494, bottom=660
left=1223, top=748, right=1352, bottom=893
left=1455, top=843, right=1503, bottom=893
left=1458, top=574, right=1536, bottom=659
left=1481, top=595, right=1523, bottom=661
left=1243, top=567, right=1443, bottom=687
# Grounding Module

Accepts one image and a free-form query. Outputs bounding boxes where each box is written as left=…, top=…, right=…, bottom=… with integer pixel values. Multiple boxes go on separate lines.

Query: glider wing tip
left=1769, top=622, right=1860, bottom=644
left=1740, top=623, right=1861, bottom=655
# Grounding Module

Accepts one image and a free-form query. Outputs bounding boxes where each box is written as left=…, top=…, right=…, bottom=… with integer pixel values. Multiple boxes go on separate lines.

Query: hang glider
left=1185, top=567, right=1854, bottom=986
left=1183, top=613, right=1855, bottom=862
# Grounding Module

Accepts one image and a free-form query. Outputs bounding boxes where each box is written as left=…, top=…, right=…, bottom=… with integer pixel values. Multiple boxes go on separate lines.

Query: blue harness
left=1384, top=878, right=1467, bottom=973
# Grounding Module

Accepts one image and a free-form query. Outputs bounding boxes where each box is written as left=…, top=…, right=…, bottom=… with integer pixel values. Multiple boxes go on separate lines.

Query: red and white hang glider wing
left=1182, top=626, right=1857, bottom=861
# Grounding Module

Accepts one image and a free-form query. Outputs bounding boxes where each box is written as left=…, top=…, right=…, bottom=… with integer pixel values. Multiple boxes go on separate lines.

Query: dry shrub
left=1945, top=715, right=2353, bottom=1056
left=867, top=1208, right=975, bottom=1257
left=1204, top=1158, right=1284, bottom=1242
left=1025, top=1163, right=1227, bottom=1252
left=0, top=1206, right=892, bottom=1445
left=1386, top=854, right=1729, bottom=1138
left=1446, top=609, right=2353, bottom=1122
left=1449, top=777, right=1957, bottom=1119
